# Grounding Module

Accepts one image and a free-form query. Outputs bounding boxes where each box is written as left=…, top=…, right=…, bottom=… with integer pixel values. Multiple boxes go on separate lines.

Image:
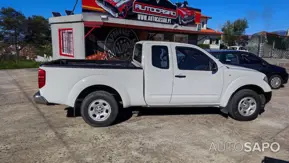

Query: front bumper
left=33, top=91, right=48, bottom=105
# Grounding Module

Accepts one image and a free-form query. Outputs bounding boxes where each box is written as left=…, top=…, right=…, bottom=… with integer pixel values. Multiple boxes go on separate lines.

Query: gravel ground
left=0, top=68, right=289, bottom=163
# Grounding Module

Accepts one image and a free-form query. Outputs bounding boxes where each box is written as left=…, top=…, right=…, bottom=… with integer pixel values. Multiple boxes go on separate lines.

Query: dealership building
left=50, top=0, right=222, bottom=60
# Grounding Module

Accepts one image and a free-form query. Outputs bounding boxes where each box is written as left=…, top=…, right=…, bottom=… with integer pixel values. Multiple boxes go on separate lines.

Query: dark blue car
left=208, top=50, right=288, bottom=89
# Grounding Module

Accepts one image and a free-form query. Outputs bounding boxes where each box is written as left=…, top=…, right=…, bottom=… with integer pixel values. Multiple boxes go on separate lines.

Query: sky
left=1, top=0, right=289, bottom=34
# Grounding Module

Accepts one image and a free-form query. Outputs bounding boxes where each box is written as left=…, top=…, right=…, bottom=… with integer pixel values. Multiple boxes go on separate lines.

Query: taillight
left=38, top=68, right=46, bottom=89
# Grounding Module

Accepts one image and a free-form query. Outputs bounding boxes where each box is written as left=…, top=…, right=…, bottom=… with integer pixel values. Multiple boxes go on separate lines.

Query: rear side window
left=152, top=46, right=169, bottom=69
left=133, top=44, right=142, bottom=63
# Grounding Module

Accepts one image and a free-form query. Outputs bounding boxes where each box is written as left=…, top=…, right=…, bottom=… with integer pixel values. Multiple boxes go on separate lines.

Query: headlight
left=263, top=76, right=268, bottom=83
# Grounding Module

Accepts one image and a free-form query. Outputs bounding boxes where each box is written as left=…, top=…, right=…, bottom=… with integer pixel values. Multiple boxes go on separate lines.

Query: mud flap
left=220, top=107, right=229, bottom=114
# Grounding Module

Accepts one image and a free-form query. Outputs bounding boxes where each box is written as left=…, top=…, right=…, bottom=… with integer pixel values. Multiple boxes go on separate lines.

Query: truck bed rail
left=40, top=59, right=142, bottom=69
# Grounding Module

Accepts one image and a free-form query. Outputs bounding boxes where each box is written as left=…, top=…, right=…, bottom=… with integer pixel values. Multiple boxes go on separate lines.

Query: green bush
left=37, top=44, right=52, bottom=57
left=0, top=60, right=41, bottom=69
left=198, top=44, right=210, bottom=49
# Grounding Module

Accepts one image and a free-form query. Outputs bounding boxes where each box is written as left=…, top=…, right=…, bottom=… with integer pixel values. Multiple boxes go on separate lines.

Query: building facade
left=49, top=0, right=222, bottom=60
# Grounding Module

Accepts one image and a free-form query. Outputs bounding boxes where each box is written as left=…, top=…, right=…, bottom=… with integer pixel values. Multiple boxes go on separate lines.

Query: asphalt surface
left=0, top=68, right=289, bottom=163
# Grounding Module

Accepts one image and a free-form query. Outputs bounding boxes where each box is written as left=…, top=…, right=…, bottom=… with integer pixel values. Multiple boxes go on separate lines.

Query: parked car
left=208, top=50, right=289, bottom=89
left=34, top=41, right=271, bottom=127
left=228, top=46, right=248, bottom=52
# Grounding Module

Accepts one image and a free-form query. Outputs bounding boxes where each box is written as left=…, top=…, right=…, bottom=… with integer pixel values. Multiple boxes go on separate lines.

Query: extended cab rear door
left=142, top=42, right=174, bottom=105
left=170, top=45, right=224, bottom=105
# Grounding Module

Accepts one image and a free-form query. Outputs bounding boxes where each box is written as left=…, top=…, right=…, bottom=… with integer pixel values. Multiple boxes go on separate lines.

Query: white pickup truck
left=34, top=41, right=272, bottom=127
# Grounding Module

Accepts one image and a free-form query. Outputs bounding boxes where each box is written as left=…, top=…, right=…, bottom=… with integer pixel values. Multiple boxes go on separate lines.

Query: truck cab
left=133, top=41, right=223, bottom=105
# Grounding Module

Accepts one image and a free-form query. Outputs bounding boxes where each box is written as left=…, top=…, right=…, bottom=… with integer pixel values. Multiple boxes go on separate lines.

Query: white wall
left=201, top=18, right=208, bottom=29
left=51, top=22, right=85, bottom=60
left=198, top=35, right=220, bottom=49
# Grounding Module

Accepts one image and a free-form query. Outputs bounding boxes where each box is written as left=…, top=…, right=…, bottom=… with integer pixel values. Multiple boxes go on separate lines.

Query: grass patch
left=0, top=60, right=41, bottom=70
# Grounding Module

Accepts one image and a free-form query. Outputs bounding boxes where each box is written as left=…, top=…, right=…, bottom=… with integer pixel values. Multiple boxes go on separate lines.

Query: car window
left=152, top=45, right=169, bottom=69
left=176, top=47, right=211, bottom=71
left=133, top=44, right=142, bottom=63
left=220, top=53, right=239, bottom=64
left=240, top=53, right=262, bottom=64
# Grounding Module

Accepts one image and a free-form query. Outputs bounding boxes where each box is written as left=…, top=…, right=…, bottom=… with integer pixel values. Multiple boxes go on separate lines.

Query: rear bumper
left=33, top=91, right=48, bottom=105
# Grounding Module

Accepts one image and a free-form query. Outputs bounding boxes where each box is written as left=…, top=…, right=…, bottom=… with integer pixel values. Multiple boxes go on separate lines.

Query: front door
left=170, top=46, right=223, bottom=105
left=144, top=44, right=174, bottom=105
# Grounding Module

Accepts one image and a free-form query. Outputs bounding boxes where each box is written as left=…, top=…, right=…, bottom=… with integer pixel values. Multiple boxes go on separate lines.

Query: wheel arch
left=74, top=85, right=124, bottom=108
left=220, top=84, right=266, bottom=108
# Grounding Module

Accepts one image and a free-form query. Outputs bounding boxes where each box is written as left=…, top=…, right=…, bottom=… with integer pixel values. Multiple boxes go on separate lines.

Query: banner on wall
left=82, top=0, right=201, bottom=25
left=86, top=28, right=139, bottom=60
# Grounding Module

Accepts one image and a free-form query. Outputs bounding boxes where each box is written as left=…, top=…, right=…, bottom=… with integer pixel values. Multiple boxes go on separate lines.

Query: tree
left=221, top=18, right=248, bottom=46
left=26, top=15, right=51, bottom=57
left=26, top=15, right=51, bottom=46
left=0, top=7, right=52, bottom=60
left=0, top=7, right=26, bottom=61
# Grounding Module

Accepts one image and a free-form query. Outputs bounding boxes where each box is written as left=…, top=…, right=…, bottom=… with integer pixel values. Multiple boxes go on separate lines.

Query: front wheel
left=228, top=89, right=261, bottom=121
left=81, top=91, right=119, bottom=127
left=269, top=75, right=282, bottom=89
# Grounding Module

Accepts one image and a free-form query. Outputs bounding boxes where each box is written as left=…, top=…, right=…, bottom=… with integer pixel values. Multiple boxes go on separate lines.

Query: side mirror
left=210, top=61, right=218, bottom=72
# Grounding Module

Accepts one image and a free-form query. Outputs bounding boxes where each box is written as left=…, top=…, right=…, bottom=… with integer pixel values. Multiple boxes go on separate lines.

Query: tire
left=228, top=89, right=261, bottom=121
left=81, top=91, right=119, bottom=127
left=269, top=75, right=283, bottom=89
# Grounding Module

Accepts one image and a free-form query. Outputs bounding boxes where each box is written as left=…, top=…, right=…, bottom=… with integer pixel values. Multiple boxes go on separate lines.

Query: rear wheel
left=228, top=89, right=261, bottom=121
left=269, top=75, right=282, bottom=89
left=81, top=91, right=119, bottom=127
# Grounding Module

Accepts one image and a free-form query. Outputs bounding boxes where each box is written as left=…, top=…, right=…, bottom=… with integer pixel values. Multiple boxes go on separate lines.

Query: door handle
left=175, top=75, right=186, bottom=78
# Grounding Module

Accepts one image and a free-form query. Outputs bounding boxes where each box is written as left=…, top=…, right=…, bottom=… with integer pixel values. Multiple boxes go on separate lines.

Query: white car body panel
left=170, top=43, right=224, bottom=105
left=40, top=68, right=146, bottom=108
left=219, top=65, right=271, bottom=107
left=142, top=42, right=174, bottom=105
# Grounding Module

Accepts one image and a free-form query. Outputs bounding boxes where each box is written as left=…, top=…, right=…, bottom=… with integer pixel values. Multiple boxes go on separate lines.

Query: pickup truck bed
left=41, top=59, right=142, bottom=69
left=37, top=59, right=145, bottom=109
